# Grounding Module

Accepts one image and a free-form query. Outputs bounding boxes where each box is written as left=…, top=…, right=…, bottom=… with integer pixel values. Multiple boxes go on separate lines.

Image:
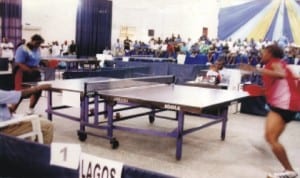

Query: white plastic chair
left=0, top=114, right=43, bottom=143
left=177, top=54, right=186, bottom=64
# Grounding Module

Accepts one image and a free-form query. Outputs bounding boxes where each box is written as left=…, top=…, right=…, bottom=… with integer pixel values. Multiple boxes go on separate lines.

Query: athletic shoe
left=267, top=170, right=298, bottom=178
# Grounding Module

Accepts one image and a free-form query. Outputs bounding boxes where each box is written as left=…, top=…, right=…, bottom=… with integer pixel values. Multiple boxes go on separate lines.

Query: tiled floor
left=16, top=93, right=300, bottom=178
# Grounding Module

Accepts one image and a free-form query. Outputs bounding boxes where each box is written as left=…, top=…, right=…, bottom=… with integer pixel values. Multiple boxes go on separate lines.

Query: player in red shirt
left=241, top=44, right=299, bottom=178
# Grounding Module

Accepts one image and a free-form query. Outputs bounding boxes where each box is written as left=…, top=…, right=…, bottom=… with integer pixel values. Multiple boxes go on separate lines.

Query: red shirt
left=263, top=58, right=300, bottom=111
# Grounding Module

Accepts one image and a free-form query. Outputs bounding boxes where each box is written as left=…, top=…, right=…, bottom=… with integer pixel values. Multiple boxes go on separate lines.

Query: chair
left=177, top=54, right=186, bottom=64
left=0, top=114, right=43, bottom=143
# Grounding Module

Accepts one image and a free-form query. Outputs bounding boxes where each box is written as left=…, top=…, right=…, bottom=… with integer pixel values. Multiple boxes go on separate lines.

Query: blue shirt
left=15, top=45, right=41, bottom=67
left=0, top=90, right=21, bottom=121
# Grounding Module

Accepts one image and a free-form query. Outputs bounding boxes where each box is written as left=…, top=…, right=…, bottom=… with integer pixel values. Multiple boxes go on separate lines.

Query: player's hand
left=36, top=84, right=51, bottom=91
left=239, top=64, right=256, bottom=72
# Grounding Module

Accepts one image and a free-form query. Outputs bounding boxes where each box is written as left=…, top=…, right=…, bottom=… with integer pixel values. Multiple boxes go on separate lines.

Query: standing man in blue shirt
left=0, top=84, right=53, bottom=144
left=11, top=34, right=45, bottom=115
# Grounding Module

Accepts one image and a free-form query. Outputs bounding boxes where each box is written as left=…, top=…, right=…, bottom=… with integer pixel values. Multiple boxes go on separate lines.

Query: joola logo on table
left=114, top=97, right=128, bottom=103
left=164, top=104, right=180, bottom=110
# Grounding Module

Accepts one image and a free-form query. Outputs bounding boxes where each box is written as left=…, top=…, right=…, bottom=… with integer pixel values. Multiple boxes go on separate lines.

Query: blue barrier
left=0, top=134, right=175, bottom=178
left=184, top=54, right=208, bottom=65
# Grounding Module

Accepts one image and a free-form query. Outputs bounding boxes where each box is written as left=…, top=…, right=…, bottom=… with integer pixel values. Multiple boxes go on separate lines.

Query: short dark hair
left=31, top=34, right=44, bottom=43
left=264, top=44, right=284, bottom=59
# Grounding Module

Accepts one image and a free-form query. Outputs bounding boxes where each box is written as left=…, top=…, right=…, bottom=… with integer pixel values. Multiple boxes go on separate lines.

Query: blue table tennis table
left=33, top=76, right=248, bottom=160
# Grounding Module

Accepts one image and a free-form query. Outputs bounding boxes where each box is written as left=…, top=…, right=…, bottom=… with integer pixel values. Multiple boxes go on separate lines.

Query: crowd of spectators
left=40, top=40, right=77, bottom=57
left=0, top=38, right=77, bottom=60
left=112, top=34, right=300, bottom=66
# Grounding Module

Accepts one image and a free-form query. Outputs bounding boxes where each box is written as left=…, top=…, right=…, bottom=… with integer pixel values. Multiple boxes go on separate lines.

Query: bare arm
left=21, top=84, right=51, bottom=99
left=16, top=62, right=32, bottom=72
left=257, top=63, right=285, bottom=78
left=240, top=63, right=285, bottom=78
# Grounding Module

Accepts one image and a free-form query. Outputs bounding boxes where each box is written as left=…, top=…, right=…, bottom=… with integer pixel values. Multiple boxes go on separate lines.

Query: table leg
left=80, top=96, right=89, bottom=132
left=78, top=96, right=89, bottom=141
left=176, top=111, right=184, bottom=160
left=149, top=108, right=155, bottom=123
left=221, top=106, right=229, bottom=140
left=47, top=90, right=52, bottom=121
left=94, top=95, right=99, bottom=124
left=106, top=103, right=114, bottom=138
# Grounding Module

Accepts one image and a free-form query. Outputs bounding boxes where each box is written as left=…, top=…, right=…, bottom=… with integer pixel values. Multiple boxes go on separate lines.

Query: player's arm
left=21, top=84, right=51, bottom=99
left=256, top=62, right=285, bottom=78
left=240, top=63, right=285, bottom=78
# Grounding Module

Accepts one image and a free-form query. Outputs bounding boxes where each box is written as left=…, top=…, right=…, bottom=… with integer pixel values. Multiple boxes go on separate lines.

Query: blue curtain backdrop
left=0, top=0, right=22, bottom=48
left=76, top=0, right=112, bottom=57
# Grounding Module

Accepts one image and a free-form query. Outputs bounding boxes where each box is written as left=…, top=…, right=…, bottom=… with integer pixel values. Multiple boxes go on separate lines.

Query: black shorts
left=269, top=105, right=297, bottom=123
left=23, top=70, right=41, bottom=82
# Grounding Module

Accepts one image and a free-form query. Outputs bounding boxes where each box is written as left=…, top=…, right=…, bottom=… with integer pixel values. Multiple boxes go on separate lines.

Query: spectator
left=0, top=37, right=14, bottom=61
left=123, top=36, right=131, bottom=51
left=61, top=40, right=69, bottom=56
left=0, top=84, right=53, bottom=144
left=113, top=38, right=122, bottom=56
left=180, top=42, right=188, bottom=54
left=51, top=41, right=61, bottom=56
left=69, top=40, right=77, bottom=55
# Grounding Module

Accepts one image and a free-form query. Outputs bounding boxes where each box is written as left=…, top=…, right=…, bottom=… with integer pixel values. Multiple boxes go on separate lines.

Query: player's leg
left=265, top=111, right=297, bottom=178
left=27, top=71, right=42, bottom=115
left=29, top=91, right=42, bottom=108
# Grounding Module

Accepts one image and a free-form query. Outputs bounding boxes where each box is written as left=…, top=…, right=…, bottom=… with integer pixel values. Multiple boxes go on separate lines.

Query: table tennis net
left=84, top=75, right=175, bottom=94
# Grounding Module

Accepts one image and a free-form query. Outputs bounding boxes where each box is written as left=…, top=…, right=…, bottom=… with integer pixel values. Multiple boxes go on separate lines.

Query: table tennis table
left=31, top=75, right=248, bottom=160
left=84, top=76, right=248, bottom=160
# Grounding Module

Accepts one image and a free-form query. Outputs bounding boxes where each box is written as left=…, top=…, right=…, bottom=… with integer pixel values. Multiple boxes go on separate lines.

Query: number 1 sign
left=50, top=143, right=82, bottom=170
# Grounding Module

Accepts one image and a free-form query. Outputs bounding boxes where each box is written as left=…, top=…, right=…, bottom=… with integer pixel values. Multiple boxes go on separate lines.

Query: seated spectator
left=0, top=84, right=53, bottom=144
left=206, top=64, right=221, bottom=84
left=180, top=42, right=188, bottom=54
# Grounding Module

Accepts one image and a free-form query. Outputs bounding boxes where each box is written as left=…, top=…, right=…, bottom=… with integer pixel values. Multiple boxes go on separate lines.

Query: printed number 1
left=60, top=147, right=67, bottom=162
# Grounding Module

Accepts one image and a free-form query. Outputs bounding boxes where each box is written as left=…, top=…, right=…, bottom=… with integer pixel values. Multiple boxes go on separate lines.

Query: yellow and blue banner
left=218, top=0, right=300, bottom=45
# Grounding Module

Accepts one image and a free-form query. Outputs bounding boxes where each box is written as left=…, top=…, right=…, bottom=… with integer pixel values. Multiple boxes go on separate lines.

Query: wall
left=22, top=0, right=219, bottom=46
left=22, top=0, right=79, bottom=44
left=112, top=0, right=219, bottom=44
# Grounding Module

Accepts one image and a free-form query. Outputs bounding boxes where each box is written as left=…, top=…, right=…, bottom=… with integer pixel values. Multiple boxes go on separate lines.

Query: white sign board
left=79, top=153, right=123, bottom=178
left=122, top=56, right=129, bottom=62
left=50, top=143, right=81, bottom=170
